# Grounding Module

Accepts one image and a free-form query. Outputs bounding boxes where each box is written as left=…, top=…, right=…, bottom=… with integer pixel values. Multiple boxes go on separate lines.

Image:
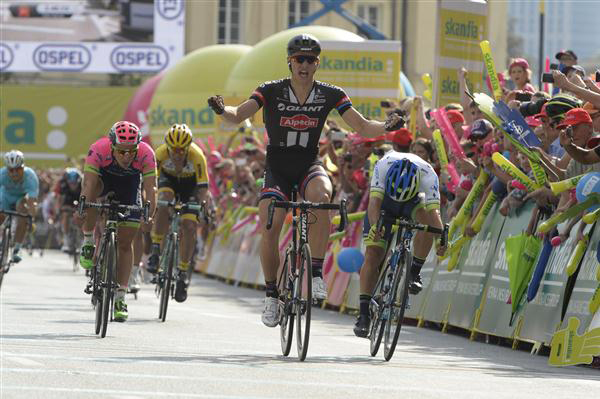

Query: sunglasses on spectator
left=112, top=145, right=138, bottom=156
left=291, top=55, right=318, bottom=64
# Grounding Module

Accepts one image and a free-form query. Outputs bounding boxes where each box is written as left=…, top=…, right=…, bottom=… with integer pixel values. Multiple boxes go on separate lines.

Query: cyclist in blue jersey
left=208, top=33, right=405, bottom=327
left=0, top=150, right=39, bottom=263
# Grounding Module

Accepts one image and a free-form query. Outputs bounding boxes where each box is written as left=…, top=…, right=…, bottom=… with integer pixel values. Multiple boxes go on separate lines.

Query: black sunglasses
left=292, top=55, right=318, bottom=64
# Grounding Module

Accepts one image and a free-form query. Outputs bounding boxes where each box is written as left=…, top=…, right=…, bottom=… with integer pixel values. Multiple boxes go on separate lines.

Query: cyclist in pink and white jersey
left=79, top=121, right=157, bottom=322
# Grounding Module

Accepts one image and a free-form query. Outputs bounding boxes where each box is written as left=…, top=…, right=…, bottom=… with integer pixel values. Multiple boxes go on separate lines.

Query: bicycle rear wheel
left=100, top=232, right=116, bottom=338
left=0, top=225, right=11, bottom=291
left=278, top=250, right=294, bottom=357
left=383, top=252, right=411, bottom=361
left=159, top=235, right=175, bottom=322
left=295, top=243, right=312, bottom=361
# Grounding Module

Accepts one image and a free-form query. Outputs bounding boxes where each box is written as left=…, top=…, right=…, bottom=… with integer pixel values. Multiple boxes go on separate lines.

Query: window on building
left=357, top=4, right=379, bottom=29
left=218, top=0, right=240, bottom=44
left=288, top=0, right=309, bottom=27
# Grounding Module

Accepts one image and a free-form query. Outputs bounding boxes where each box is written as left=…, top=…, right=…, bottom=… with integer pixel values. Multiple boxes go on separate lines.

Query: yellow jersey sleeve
left=189, top=143, right=209, bottom=187
left=154, top=144, right=168, bottom=178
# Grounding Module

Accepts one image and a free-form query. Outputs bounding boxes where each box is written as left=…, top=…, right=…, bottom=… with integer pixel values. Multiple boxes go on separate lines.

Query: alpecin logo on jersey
left=280, top=114, right=318, bottom=130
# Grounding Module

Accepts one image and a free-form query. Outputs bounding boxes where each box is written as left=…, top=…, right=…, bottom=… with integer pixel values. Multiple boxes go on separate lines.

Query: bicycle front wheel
left=295, top=243, right=312, bottom=361
left=159, top=235, right=175, bottom=322
left=369, top=265, right=389, bottom=357
left=0, top=225, right=11, bottom=291
left=278, top=250, right=294, bottom=357
left=383, top=252, right=411, bottom=361
left=100, top=231, right=116, bottom=338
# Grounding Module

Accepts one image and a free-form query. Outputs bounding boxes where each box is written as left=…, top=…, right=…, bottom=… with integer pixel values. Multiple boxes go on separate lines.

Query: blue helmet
left=65, top=168, right=82, bottom=183
left=385, top=159, right=420, bottom=202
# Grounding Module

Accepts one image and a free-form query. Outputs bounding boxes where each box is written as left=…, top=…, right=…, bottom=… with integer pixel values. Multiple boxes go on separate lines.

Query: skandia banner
left=433, top=0, right=487, bottom=107
left=318, top=40, right=402, bottom=125
left=0, top=0, right=184, bottom=73
left=0, top=85, right=135, bottom=166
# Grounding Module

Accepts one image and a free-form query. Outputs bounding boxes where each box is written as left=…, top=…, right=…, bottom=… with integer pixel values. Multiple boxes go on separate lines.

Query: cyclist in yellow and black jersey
left=147, top=124, right=209, bottom=302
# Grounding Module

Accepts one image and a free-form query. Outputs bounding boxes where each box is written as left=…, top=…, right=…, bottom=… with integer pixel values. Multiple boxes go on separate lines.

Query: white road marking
left=0, top=24, right=74, bottom=35
left=3, top=356, right=44, bottom=367
left=1, top=386, right=268, bottom=399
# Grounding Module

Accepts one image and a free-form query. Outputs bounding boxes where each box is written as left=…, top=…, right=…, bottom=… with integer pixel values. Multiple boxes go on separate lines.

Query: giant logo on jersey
left=277, top=103, right=324, bottom=112
left=280, top=114, right=319, bottom=130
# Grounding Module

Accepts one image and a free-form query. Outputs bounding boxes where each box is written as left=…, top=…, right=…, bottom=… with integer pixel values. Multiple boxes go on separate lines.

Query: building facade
left=185, top=0, right=508, bottom=95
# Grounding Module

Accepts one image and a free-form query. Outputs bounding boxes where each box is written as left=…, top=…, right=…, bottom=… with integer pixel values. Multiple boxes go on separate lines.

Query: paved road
left=1, top=251, right=599, bottom=398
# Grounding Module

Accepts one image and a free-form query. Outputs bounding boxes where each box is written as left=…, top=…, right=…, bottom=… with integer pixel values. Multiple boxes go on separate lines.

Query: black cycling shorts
left=158, top=173, right=201, bottom=217
left=99, top=169, right=142, bottom=222
left=260, top=148, right=327, bottom=201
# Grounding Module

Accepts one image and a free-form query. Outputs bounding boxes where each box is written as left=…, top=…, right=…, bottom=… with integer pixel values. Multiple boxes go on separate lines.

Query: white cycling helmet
left=4, top=150, right=24, bottom=168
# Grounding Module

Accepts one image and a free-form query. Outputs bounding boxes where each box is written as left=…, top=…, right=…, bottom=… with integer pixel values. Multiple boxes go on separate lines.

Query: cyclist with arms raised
left=208, top=34, right=404, bottom=327
left=353, top=151, right=445, bottom=337
left=0, top=150, right=38, bottom=263
left=79, top=121, right=157, bottom=322
left=55, top=167, right=82, bottom=251
left=147, top=123, right=209, bottom=302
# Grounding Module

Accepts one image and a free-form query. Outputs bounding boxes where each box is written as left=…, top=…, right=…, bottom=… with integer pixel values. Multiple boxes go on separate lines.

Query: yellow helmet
left=165, top=123, right=193, bottom=148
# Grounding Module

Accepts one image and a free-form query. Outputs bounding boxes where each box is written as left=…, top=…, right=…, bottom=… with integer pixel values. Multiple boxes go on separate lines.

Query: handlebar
left=266, top=198, right=348, bottom=232
left=76, top=195, right=151, bottom=222
left=0, top=209, right=33, bottom=222
left=378, top=210, right=448, bottom=243
left=157, top=199, right=207, bottom=221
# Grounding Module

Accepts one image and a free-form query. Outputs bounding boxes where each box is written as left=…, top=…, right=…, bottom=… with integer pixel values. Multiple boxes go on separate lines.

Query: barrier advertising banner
left=0, top=85, right=135, bottom=166
left=433, top=0, right=487, bottom=107
left=421, top=256, right=460, bottom=323
left=518, top=222, right=579, bottom=344
left=0, top=0, right=184, bottom=74
left=559, top=224, right=600, bottom=335
left=405, top=248, right=438, bottom=319
left=448, top=203, right=505, bottom=329
left=476, top=203, right=537, bottom=337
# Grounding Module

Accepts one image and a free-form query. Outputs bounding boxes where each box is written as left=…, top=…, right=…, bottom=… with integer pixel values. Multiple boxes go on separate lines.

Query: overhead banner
left=0, top=85, right=135, bottom=166
left=0, top=0, right=184, bottom=73
left=147, top=40, right=403, bottom=140
left=319, top=40, right=403, bottom=125
left=433, top=0, right=487, bottom=107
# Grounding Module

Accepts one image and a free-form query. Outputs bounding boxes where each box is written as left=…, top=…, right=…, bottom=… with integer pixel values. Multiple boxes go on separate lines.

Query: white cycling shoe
left=261, top=297, right=280, bottom=327
left=312, top=277, right=328, bottom=300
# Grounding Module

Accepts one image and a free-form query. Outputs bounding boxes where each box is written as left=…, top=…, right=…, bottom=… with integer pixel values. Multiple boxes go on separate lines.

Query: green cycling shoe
left=114, top=299, right=128, bottom=322
left=79, top=243, right=95, bottom=270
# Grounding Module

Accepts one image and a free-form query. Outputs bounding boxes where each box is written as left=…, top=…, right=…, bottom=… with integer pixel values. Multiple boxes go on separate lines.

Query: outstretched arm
left=208, top=96, right=261, bottom=125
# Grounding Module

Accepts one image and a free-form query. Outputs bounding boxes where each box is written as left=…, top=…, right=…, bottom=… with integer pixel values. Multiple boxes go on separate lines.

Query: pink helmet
left=109, top=121, right=141, bottom=145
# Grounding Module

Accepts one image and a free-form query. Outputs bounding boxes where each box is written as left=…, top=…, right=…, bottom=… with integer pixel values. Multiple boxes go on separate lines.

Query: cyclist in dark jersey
left=55, top=167, right=82, bottom=251
left=208, top=33, right=404, bottom=327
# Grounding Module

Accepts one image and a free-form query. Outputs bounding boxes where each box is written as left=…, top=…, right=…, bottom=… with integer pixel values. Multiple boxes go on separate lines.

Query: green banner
left=421, top=255, right=460, bottom=323
left=448, top=204, right=505, bottom=329
left=405, top=247, right=438, bottom=319
left=559, top=223, right=600, bottom=335
left=518, top=221, right=580, bottom=344
left=476, top=203, right=536, bottom=337
left=1, top=85, right=135, bottom=167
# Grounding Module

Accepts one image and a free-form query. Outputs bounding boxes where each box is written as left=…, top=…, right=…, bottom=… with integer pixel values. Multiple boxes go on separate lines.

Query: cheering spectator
left=508, top=58, right=536, bottom=93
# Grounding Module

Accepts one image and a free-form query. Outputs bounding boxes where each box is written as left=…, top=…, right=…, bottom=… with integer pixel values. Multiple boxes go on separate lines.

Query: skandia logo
left=110, top=46, right=168, bottom=72
left=149, top=105, right=214, bottom=127
left=445, top=18, right=479, bottom=39
left=277, top=103, right=324, bottom=112
left=0, top=43, right=14, bottom=71
left=156, top=0, right=184, bottom=19
left=280, top=115, right=318, bottom=130
left=33, top=44, right=91, bottom=72
left=321, top=56, right=383, bottom=71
